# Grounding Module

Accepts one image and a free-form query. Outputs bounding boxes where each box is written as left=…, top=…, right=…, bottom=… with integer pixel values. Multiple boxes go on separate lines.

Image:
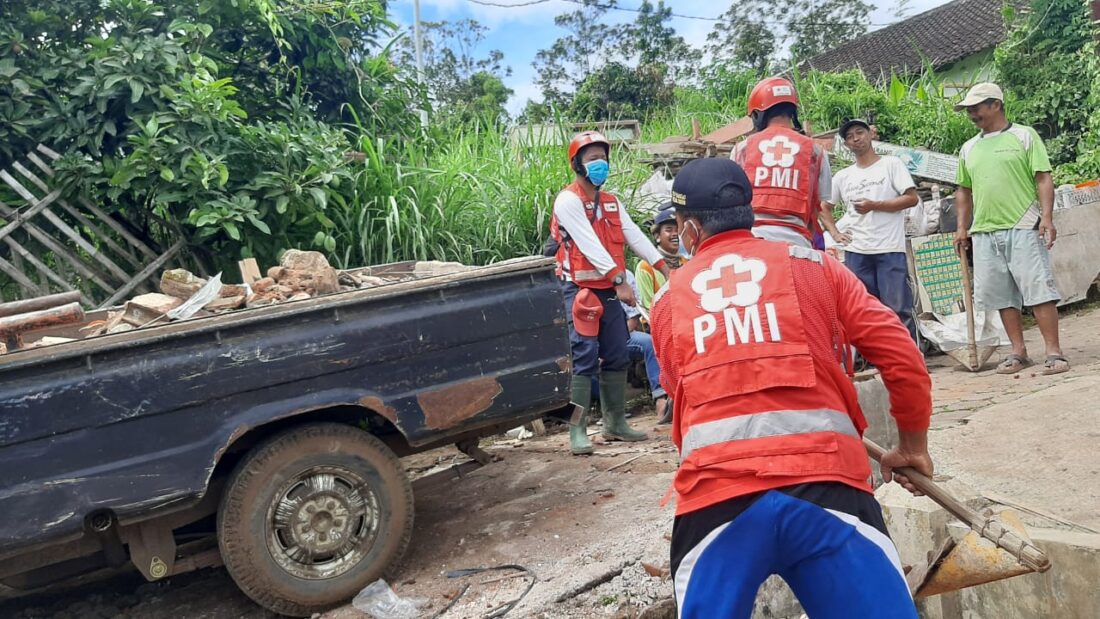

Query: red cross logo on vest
left=758, top=135, right=800, bottom=167
left=691, top=253, right=767, bottom=313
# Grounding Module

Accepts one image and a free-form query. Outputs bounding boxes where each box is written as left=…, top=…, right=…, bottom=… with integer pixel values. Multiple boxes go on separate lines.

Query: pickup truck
left=0, top=256, right=572, bottom=616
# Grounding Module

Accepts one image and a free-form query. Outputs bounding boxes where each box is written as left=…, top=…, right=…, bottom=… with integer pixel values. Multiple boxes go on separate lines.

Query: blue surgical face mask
left=584, top=159, right=610, bottom=187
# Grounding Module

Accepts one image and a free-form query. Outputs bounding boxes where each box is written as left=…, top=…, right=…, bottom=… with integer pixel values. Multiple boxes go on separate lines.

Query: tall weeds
left=326, top=68, right=992, bottom=269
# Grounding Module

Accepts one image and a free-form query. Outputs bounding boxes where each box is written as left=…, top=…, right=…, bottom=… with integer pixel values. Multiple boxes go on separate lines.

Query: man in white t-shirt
left=822, top=119, right=920, bottom=341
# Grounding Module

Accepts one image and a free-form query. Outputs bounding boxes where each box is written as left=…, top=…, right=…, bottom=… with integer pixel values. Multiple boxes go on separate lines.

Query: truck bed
left=0, top=256, right=572, bottom=559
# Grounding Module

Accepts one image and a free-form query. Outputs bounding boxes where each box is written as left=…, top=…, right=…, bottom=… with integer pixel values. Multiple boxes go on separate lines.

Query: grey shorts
left=972, top=229, right=1061, bottom=310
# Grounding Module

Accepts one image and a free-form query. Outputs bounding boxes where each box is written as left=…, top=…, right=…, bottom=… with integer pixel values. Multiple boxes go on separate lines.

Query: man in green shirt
left=953, top=82, right=1068, bottom=375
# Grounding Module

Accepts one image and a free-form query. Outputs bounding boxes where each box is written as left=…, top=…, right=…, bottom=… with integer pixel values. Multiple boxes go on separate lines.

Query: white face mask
left=680, top=220, right=701, bottom=257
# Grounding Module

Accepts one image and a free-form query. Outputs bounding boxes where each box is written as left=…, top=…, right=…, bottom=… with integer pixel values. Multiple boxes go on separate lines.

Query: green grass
left=320, top=68, right=991, bottom=269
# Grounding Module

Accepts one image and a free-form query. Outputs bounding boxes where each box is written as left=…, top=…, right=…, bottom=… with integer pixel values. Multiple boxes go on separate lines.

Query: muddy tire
left=217, top=423, right=413, bottom=617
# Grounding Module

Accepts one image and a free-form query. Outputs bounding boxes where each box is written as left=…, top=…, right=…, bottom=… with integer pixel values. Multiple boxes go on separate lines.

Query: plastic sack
left=352, top=579, right=428, bottom=619
left=918, top=310, right=1010, bottom=353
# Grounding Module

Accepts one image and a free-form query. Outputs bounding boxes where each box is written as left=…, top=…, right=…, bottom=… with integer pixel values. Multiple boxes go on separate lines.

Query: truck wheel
left=217, top=423, right=413, bottom=617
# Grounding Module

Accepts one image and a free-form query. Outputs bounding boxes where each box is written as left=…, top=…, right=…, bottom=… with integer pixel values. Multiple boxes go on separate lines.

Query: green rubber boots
left=569, top=375, right=595, bottom=455
left=598, top=370, right=648, bottom=442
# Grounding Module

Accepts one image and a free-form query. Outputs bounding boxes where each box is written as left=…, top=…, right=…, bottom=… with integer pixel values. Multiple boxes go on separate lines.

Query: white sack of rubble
left=919, top=310, right=1010, bottom=353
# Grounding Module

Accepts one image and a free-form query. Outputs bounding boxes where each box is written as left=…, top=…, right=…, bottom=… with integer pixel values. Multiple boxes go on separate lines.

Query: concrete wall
left=878, top=482, right=1100, bottom=619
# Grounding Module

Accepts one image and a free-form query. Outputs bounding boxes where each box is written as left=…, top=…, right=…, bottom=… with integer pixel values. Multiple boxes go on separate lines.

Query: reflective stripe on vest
left=680, top=408, right=858, bottom=460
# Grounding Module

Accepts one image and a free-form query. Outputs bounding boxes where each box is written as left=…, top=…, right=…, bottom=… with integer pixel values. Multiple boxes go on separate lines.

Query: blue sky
left=389, top=0, right=952, bottom=114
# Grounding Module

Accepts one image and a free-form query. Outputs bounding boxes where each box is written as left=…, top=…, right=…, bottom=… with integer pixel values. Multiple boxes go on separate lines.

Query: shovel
left=864, top=437, right=1052, bottom=596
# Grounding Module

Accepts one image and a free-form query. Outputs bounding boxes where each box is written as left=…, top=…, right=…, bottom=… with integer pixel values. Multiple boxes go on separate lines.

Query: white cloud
left=417, top=0, right=562, bottom=27
left=507, top=80, right=543, bottom=115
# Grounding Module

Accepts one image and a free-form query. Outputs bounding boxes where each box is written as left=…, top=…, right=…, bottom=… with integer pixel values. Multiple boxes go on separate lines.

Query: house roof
left=805, top=0, right=1017, bottom=77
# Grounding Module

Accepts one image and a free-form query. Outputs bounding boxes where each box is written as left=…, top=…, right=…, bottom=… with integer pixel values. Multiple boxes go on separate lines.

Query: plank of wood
left=76, top=197, right=160, bottom=261
left=55, top=200, right=142, bottom=267
left=0, top=170, right=132, bottom=283
left=0, top=254, right=45, bottom=295
left=0, top=189, right=61, bottom=244
left=7, top=248, right=38, bottom=297
left=11, top=161, right=49, bottom=193
left=9, top=160, right=143, bottom=267
left=25, top=152, right=54, bottom=178
left=35, top=144, right=62, bottom=160
left=0, top=201, right=115, bottom=294
left=1, top=173, right=130, bottom=283
left=98, top=239, right=186, bottom=309
left=237, top=258, right=262, bottom=284
left=0, top=236, right=93, bottom=306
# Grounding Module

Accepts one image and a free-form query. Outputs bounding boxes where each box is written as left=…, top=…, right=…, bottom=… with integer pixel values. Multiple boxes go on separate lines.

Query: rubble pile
left=0, top=252, right=475, bottom=353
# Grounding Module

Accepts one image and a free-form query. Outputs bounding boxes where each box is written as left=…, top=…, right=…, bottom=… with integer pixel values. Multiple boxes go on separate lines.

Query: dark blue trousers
left=562, top=282, right=630, bottom=376
left=845, top=251, right=917, bottom=342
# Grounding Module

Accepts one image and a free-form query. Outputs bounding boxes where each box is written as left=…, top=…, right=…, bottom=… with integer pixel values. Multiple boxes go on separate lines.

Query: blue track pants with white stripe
left=672, top=484, right=918, bottom=619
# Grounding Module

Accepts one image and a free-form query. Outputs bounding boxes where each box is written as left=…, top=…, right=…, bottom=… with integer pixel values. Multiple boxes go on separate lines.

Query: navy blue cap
left=670, top=158, right=753, bottom=212
left=651, top=206, right=676, bottom=233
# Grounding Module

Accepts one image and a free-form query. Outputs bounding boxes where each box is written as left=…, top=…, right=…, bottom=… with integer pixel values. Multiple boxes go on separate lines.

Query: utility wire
left=464, top=0, right=897, bottom=27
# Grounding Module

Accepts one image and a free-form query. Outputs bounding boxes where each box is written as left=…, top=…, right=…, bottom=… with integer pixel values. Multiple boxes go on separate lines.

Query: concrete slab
left=929, top=374, right=1100, bottom=532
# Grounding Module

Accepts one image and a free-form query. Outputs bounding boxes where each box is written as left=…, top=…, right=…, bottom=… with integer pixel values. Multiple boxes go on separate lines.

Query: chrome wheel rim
left=266, top=466, right=380, bottom=580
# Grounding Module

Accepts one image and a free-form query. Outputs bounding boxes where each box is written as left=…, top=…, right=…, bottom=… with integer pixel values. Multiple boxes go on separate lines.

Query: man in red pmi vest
left=550, top=131, right=671, bottom=455
left=650, top=158, right=933, bottom=618
left=733, top=77, right=836, bottom=248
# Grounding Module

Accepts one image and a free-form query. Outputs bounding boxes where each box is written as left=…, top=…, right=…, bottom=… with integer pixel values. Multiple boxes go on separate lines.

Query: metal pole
left=413, top=0, right=429, bottom=127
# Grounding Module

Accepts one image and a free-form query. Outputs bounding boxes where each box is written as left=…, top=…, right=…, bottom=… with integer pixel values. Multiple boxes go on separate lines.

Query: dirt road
left=4, top=303, right=1098, bottom=619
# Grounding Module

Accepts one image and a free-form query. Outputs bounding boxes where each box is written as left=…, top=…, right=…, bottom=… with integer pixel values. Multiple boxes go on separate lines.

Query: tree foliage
left=707, top=0, right=873, bottom=69
left=995, top=0, right=1097, bottom=171
left=530, top=0, right=700, bottom=120
left=532, top=0, right=626, bottom=112
left=393, top=18, right=513, bottom=126
left=0, top=0, right=417, bottom=271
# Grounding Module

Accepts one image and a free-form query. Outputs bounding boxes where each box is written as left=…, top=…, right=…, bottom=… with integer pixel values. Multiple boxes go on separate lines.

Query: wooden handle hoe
left=864, top=437, right=1051, bottom=596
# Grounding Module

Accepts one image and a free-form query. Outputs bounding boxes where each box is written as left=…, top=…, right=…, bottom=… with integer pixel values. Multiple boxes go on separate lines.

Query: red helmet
left=747, top=77, right=800, bottom=116
left=568, top=131, right=611, bottom=165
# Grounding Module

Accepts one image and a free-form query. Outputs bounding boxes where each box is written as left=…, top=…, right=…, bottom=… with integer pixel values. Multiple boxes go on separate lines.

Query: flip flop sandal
left=1041, top=355, right=1070, bottom=375
left=995, top=354, right=1033, bottom=375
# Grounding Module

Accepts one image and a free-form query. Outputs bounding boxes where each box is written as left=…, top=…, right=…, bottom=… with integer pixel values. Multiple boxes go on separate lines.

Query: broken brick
left=218, top=284, right=248, bottom=298
left=204, top=295, right=246, bottom=312
left=252, top=277, right=276, bottom=293
left=129, top=293, right=183, bottom=315
left=159, top=269, right=206, bottom=299
left=272, top=268, right=338, bottom=295
left=280, top=249, right=333, bottom=272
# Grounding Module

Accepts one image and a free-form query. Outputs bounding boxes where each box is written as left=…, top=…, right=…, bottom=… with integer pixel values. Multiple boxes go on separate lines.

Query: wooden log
left=0, top=291, right=81, bottom=318
left=0, top=301, right=84, bottom=350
